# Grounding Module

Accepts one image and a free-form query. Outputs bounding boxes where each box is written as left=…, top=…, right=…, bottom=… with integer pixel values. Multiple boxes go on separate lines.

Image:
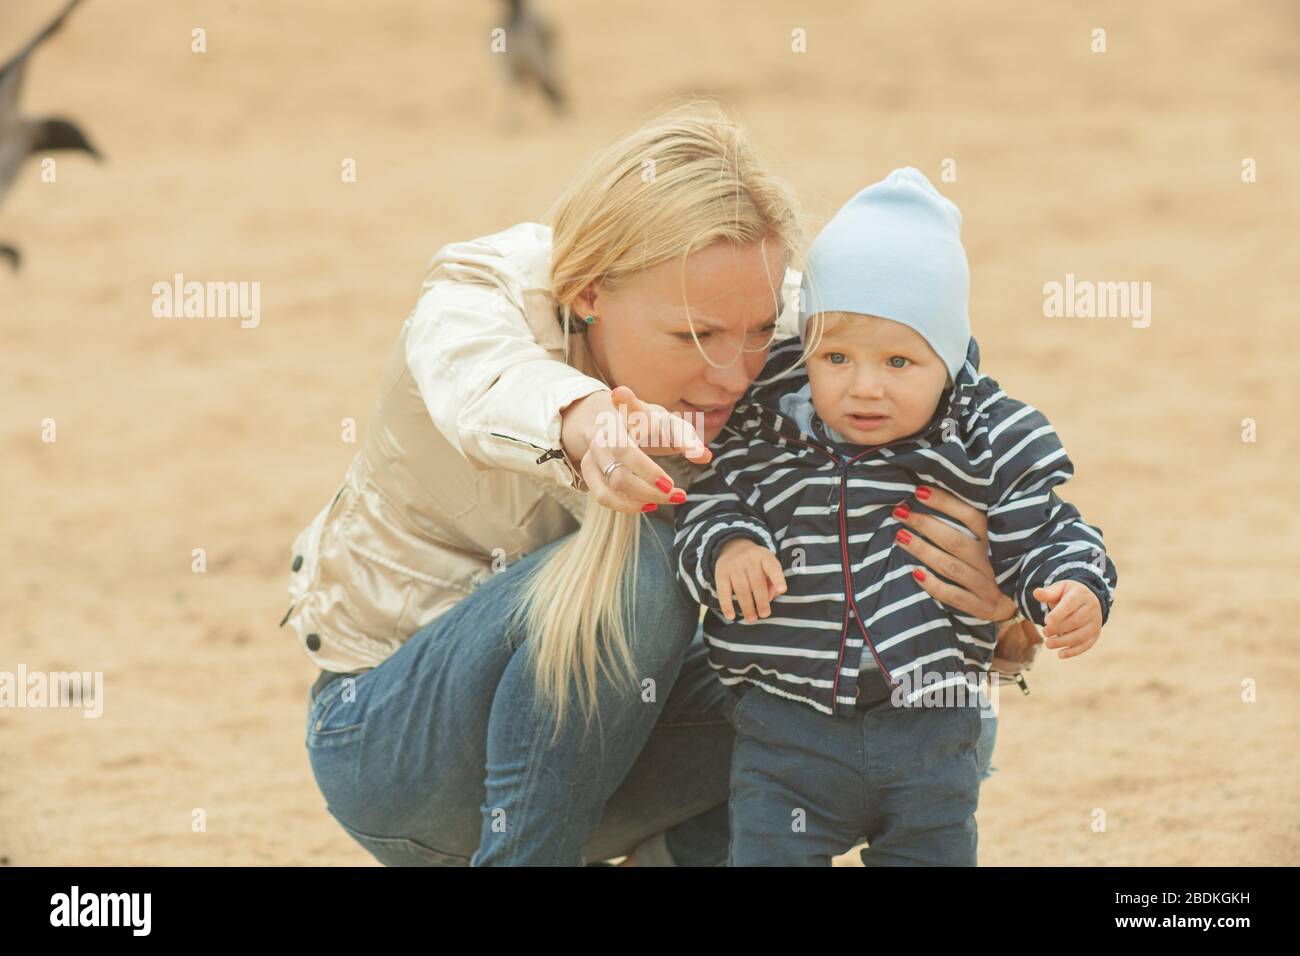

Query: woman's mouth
left=682, top=401, right=735, bottom=430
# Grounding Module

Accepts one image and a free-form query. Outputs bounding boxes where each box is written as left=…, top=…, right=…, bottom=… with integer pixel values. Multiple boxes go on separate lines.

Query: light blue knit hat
left=798, top=167, right=971, bottom=379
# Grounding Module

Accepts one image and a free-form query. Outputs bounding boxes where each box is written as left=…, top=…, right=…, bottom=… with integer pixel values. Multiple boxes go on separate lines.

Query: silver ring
left=602, top=460, right=623, bottom=480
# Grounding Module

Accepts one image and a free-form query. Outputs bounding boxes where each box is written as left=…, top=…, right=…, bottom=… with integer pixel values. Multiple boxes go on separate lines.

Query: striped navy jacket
left=673, top=335, right=1118, bottom=717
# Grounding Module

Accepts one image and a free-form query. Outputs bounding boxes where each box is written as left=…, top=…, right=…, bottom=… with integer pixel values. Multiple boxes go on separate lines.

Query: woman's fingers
left=894, top=527, right=973, bottom=589
left=895, top=526, right=1014, bottom=620
left=604, top=443, right=684, bottom=505
left=580, top=451, right=651, bottom=514
left=911, top=565, right=1014, bottom=621
left=913, top=484, right=988, bottom=539
left=896, top=503, right=981, bottom=556
left=611, top=384, right=712, bottom=464
left=585, top=406, right=690, bottom=510
left=894, top=491, right=1015, bottom=622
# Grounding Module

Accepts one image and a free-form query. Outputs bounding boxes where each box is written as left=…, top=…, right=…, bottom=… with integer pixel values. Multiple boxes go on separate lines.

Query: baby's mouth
left=845, top=412, right=890, bottom=429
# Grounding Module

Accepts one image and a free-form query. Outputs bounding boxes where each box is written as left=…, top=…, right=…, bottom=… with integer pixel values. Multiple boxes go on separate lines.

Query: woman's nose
left=704, top=354, right=753, bottom=397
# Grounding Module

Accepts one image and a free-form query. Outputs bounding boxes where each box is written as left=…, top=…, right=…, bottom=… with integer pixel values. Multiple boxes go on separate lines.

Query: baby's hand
left=714, top=538, right=787, bottom=624
left=1033, top=580, right=1103, bottom=659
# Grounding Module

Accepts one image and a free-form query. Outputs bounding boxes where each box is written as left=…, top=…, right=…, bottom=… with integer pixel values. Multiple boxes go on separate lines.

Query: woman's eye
left=827, top=353, right=846, bottom=365
left=677, top=322, right=775, bottom=343
left=888, top=356, right=910, bottom=368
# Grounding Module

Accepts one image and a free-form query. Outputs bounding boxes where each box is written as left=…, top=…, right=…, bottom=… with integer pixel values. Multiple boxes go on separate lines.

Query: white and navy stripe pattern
left=673, top=336, right=1118, bottom=717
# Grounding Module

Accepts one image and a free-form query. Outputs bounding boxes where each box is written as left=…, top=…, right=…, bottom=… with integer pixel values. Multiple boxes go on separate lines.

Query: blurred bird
left=0, top=0, right=102, bottom=270
left=498, top=0, right=567, bottom=120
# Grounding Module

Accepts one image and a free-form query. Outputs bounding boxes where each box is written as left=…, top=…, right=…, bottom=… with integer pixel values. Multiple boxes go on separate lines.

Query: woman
left=288, top=102, right=1026, bottom=866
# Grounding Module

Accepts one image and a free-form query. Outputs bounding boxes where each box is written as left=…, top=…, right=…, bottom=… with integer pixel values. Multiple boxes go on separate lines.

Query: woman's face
left=577, top=238, right=788, bottom=444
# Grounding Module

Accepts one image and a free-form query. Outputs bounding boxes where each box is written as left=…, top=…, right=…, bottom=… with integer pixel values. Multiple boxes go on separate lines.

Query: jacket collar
left=730, top=336, right=983, bottom=460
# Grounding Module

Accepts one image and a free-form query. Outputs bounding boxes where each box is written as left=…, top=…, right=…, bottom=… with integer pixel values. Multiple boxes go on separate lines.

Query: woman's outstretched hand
left=891, top=483, right=1022, bottom=635
left=560, top=385, right=713, bottom=515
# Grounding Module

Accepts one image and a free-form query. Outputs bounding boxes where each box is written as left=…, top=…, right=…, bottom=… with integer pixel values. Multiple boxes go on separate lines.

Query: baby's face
left=804, top=312, right=949, bottom=445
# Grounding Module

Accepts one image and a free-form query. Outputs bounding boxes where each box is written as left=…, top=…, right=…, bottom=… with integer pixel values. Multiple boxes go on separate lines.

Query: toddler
left=672, top=167, right=1118, bottom=866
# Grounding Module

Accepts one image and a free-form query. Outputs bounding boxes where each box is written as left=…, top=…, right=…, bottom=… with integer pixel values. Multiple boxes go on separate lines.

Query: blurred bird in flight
left=497, top=0, right=567, bottom=126
left=0, top=0, right=102, bottom=270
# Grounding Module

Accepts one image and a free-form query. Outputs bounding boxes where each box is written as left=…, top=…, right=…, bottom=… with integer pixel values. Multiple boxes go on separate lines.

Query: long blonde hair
left=506, top=101, right=807, bottom=744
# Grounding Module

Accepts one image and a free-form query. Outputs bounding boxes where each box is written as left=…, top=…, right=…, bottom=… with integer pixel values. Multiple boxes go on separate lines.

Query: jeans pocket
left=959, top=699, right=983, bottom=753
left=332, top=813, right=470, bottom=867
left=726, top=682, right=756, bottom=730
left=306, top=673, right=368, bottom=748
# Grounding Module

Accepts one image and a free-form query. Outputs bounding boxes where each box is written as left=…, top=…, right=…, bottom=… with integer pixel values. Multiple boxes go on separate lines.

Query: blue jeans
left=727, top=676, right=987, bottom=866
left=305, top=519, right=1001, bottom=866
left=305, top=519, right=735, bottom=866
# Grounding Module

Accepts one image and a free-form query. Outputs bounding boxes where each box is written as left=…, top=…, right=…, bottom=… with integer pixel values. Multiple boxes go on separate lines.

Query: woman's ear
left=572, top=283, right=598, bottom=316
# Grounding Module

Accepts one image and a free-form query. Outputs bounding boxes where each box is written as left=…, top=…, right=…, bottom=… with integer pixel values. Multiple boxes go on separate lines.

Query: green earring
left=582, top=314, right=596, bottom=326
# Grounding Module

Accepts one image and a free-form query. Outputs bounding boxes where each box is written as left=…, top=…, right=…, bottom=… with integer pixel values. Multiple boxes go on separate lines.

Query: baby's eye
left=888, top=356, right=911, bottom=369
left=827, top=352, right=847, bottom=365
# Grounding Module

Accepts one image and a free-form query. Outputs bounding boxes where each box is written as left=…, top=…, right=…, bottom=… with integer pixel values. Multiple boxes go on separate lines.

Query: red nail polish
left=893, top=505, right=911, bottom=520
left=654, top=477, right=672, bottom=493
left=642, top=503, right=657, bottom=512
left=915, top=486, right=931, bottom=501
left=896, top=529, right=912, bottom=544
left=913, top=568, right=926, bottom=582
left=669, top=491, right=686, bottom=504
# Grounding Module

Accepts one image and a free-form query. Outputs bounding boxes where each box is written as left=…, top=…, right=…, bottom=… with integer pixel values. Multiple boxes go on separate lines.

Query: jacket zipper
left=771, top=431, right=899, bottom=710
left=488, top=431, right=582, bottom=483
left=487, top=430, right=560, bottom=461
left=835, top=461, right=898, bottom=699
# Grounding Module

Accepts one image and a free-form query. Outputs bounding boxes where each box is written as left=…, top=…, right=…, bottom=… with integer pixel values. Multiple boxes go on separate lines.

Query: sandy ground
left=1, top=0, right=1297, bottom=866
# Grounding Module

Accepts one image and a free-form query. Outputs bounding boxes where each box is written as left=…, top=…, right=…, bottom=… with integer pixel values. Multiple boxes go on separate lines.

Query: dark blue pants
left=726, top=676, right=983, bottom=866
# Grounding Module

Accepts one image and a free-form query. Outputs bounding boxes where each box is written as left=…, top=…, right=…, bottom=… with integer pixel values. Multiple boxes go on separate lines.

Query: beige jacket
left=284, top=221, right=755, bottom=672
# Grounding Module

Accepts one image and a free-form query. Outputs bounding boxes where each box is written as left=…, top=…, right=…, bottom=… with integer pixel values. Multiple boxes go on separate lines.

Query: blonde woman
left=290, top=102, right=1022, bottom=866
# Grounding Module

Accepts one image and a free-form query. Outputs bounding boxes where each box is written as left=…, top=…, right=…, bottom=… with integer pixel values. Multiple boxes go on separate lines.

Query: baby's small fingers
left=745, top=564, right=772, bottom=619
left=1043, top=604, right=1092, bottom=644
left=1052, top=623, right=1099, bottom=653
left=762, top=553, right=788, bottom=596
left=1058, top=633, right=1100, bottom=659
left=717, top=575, right=735, bottom=622
left=732, top=579, right=758, bottom=624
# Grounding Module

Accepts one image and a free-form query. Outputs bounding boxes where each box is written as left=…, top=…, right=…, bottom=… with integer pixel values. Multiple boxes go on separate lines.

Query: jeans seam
left=481, top=702, right=550, bottom=865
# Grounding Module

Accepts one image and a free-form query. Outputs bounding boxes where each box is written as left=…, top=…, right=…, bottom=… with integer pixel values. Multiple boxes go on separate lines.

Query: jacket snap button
left=314, top=719, right=323, bottom=731
left=292, top=555, right=303, bottom=572
left=306, top=633, right=321, bottom=651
